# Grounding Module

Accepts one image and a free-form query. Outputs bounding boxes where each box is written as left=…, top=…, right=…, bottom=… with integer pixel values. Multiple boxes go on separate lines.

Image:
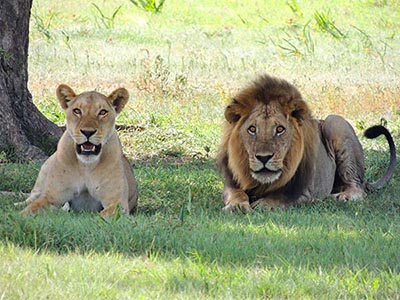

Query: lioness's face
left=240, top=103, right=293, bottom=184
left=56, top=85, right=129, bottom=164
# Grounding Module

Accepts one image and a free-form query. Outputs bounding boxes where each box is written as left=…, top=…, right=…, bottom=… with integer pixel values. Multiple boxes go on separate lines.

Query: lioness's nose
left=80, top=129, right=97, bottom=138
left=256, top=154, right=273, bottom=165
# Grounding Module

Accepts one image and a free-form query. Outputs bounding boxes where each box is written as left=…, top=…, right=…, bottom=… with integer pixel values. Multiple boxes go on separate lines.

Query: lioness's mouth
left=76, top=142, right=102, bottom=156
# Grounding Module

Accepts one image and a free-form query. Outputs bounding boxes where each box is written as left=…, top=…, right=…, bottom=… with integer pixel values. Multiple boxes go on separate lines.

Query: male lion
left=218, top=74, right=396, bottom=212
left=19, top=85, right=138, bottom=216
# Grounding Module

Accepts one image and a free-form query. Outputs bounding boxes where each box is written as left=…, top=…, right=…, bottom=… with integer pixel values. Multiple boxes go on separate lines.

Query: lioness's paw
left=100, top=203, right=119, bottom=217
left=19, top=208, right=31, bottom=216
left=20, top=205, right=38, bottom=216
left=20, top=204, right=55, bottom=216
left=222, top=201, right=252, bottom=213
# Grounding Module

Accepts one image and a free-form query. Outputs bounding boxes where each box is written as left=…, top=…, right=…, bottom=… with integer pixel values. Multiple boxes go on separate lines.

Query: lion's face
left=240, top=102, right=293, bottom=184
left=56, top=85, right=129, bottom=164
left=223, top=75, right=311, bottom=190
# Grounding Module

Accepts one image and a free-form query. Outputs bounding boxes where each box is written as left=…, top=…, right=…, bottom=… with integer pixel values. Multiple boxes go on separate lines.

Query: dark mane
left=244, top=74, right=303, bottom=105
left=218, top=74, right=318, bottom=195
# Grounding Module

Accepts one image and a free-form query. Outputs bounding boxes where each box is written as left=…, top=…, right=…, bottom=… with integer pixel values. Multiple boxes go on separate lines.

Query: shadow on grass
left=0, top=148, right=399, bottom=271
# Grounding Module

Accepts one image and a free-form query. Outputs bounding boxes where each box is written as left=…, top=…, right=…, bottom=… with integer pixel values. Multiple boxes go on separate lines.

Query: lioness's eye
left=247, top=125, right=257, bottom=135
left=276, top=125, right=286, bottom=136
left=73, top=108, right=81, bottom=115
left=99, top=109, right=108, bottom=116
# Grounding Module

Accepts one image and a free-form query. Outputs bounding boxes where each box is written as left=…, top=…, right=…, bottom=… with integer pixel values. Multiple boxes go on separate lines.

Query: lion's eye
left=247, top=125, right=257, bottom=135
left=99, top=109, right=108, bottom=116
left=276, top=125, right=286, bottom=136
left=73, top=108, right=81, bottom=116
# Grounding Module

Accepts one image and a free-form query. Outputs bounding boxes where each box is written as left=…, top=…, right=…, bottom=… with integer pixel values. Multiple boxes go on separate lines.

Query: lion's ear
left=56, top=84, right=76, bottom=109
left=108, top=88, right=129, bottom=114
left=225, top=99, right=244, bottom=123
left=288, top=99, right=310, bottom=125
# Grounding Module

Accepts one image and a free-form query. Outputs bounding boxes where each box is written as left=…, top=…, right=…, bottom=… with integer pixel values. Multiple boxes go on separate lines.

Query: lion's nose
left=256, top=154, right=273, bottom=165
left=80, top=129, right=97, bottom=138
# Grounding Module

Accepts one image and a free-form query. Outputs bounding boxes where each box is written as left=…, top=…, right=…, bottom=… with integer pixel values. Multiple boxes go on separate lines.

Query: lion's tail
left=364, top=125, right=397, bottom=192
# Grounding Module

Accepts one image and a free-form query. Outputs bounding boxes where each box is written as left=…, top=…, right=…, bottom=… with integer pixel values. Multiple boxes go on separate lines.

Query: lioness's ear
left=56, top=84, right=76, bottom=109
left=108, top=88, right=129, bottom=114
left=225, top=99, right=244, bottom=123
left=287, top=99, right=310, bottom=125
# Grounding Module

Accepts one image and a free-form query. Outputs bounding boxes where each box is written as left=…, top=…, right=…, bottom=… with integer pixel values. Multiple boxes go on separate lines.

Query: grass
left=1, top=0, right=400, bottom=298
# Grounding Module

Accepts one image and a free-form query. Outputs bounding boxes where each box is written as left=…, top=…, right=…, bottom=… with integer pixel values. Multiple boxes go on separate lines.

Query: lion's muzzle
left=250, top=154, right=283, bottom=184
left=253, top=167, right=281, bottom=176
left=255, top=154, right=273, bottom=165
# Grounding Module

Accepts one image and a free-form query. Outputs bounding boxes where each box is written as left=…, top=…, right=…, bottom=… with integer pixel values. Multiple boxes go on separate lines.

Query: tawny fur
left=18, top=85, right=138, bottom=216
left=217, top=74, right=396, bottom=212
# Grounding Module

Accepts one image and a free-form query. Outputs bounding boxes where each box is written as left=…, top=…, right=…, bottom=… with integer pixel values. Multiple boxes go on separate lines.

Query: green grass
left=2, top=0, right=400, bottom=298
left=2, top=191, right=400, bottom=299
left=2, top=147, right=400, bottom=298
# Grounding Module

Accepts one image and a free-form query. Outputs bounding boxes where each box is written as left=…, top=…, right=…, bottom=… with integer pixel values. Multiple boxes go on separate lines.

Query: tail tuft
left=364, top=125, right=388, bottom=139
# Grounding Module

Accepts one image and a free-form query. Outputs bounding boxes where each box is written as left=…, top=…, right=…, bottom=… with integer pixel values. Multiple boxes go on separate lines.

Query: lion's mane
left=218, top=74, right=319, bottom=198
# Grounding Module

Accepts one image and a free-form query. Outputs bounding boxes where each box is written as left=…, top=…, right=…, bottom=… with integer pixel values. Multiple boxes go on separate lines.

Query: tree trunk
left=0, top=0, right=62, bottom=161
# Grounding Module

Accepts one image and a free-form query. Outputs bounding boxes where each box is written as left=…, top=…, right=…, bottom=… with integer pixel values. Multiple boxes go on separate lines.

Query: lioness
left=20, top=85, right=138, bottom=216
left=218, top=74, right=396, bottom=212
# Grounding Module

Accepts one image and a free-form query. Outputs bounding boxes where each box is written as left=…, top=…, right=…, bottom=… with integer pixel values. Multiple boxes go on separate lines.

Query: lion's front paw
left=222, top=189, right=251, bottom=213
left=251, top=197, right=287, bottom=210
left=222, top=201, right=252, bottom=213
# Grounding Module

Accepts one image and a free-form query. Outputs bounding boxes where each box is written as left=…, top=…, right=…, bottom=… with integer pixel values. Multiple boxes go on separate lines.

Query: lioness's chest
left=69, top=177, right=103, bottom=212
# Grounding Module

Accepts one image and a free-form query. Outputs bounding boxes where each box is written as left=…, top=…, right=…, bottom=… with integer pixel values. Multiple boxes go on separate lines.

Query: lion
left=217, top=74, right=396, bottom=212
left=19, top=85, right=138, bottom=216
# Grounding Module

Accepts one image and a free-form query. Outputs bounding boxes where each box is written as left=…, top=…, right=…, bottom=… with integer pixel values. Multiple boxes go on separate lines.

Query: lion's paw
left=251, top=197, right=287, bottom=210
left=332, top=185, right=366, bottom=201
left=222, top=189, right=252, bottom=213
left=222, top=201, right=252, bottom=213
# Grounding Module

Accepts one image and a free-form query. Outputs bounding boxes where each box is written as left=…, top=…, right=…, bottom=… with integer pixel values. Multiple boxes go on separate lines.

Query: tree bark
left=0, top=0, right=62, bottom=161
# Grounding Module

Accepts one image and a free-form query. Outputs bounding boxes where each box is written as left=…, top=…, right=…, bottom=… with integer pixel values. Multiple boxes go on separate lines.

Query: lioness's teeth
left=80, top=145, right=96, bottom=152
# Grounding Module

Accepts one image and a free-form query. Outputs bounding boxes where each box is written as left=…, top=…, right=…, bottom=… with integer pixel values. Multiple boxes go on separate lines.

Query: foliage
left=30, top=8, right=57, bottom=41
left=314, top=10, right=346, bottom=39
left=128, top=0, right=166, bottom=13
left=91, top=3, right=122, bottom=29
